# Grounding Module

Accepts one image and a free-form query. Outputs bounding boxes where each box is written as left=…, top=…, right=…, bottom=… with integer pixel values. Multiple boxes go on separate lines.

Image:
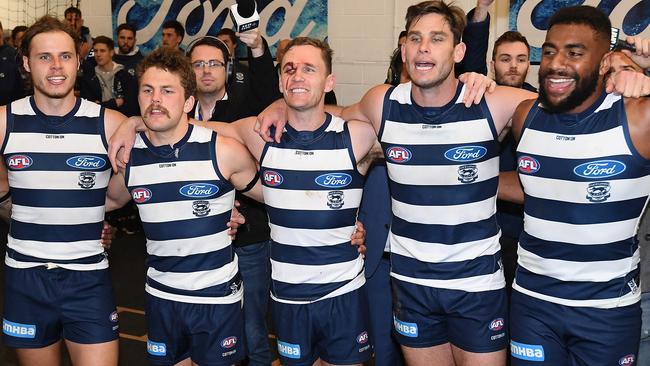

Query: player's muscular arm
left=485, top=86, right=537, bottom=134
left=216, top=135, right=263, bottom=202
left=497, top=99, right=536, bottom=204
left=352, top=84, right=390, bottom=134
left=624, top=98, right=650, bottom=159
left=347, top=120, right=381, bottom=175
left=105, top=170, right=132, bottom=212
left=510, top=99, right=536, bottom=143
left=197, top=117, right=266, bottom=161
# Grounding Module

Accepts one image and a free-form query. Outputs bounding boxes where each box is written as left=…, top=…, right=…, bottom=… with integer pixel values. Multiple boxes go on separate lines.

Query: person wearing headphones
left=186, top=29, right=278, bottom=366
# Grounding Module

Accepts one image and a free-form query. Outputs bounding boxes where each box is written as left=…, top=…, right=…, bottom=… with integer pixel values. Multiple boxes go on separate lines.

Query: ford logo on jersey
left=518, top=156, right=540, bottom=174
left=444, top=146, right=487, bottom=162
left=6, top=155, right=33, bottom=170
left=489, top=318, right=504, bottom=331
left=179, top=183, right=219, bottom=198
left=66, top=155, right=106, bottom=170
left=132, top=188, right=152, bottom=203
left=221, top=336, right=237, bottom=349
left=619, top=354, right=635, bottom=365
left=386, top=146, right=412, bottom=163
left=574, top=160, right=626, bottom=179
left=315, top=173, right=352, bottom=188
left=263, top=170, right=284, bottom=187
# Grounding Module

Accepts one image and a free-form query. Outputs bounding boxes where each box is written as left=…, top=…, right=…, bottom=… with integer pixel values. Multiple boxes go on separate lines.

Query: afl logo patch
left=386, top=146, right=412, bottom=163
left=263, top=170, right=284, bottom=187
left=574, top=160, right=626, bottom=179
left=489, top=318, right=504, bottom=331
left=619, top=354, right=635, bottom=365
left=356, top=331, right=369, bottom=344
left=315, top=173, right=352, bottom=188
left=518, top=156, right=540, bottom=174
left=7, top=155, right=33, bottom=170
left=132, top=188, right=152, bottom=203
left=109, top=311, right=119, bottom=323
left=221, top=336, right=238, bottom=349
left=179, top=183, right=219, bottom=198
left=66, top=155, right=106, bottom=170
left=444, top=146, right=487, bottom=162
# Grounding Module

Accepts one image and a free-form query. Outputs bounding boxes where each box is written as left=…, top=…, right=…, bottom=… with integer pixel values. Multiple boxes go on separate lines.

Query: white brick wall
left=81, top=0, right=508, bottom=105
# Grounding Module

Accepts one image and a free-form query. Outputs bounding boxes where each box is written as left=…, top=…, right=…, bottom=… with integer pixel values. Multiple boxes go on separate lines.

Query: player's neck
left=287, top=105, right=327, bottom=131
left=146, top=116, right=190, bottom=147
left=33, top=91, right=76, bottom=116
left=411, top=76, right=458, bottom=108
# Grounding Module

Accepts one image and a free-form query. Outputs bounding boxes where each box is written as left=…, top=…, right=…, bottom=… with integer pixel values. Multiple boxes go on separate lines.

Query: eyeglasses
left=191, top=59, right=225, bottom=69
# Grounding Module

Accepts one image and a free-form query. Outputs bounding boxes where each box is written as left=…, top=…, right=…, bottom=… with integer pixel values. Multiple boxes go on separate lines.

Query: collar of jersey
left=139, top=123, right=194, bottom=158
left=284, top=113, right=332, bottom=145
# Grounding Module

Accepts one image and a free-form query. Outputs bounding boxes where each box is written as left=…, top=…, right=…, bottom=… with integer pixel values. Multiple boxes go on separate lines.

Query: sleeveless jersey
left=260, top=114, right=366, bottom=303
left=2, top=97, right=111, bottom=270
left=515, top=92, right=650, bottom=309
left=125, top=125, right=241, bottom=304
left=379, top=82, right=504, bottom=292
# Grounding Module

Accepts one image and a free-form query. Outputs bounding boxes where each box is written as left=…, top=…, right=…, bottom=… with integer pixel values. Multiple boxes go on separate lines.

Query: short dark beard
left=538, top=65, right=600, bottom=113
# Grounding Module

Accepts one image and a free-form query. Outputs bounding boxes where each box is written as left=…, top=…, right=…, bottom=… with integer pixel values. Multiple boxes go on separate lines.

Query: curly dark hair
left=138, top=47, right=197, bottom=99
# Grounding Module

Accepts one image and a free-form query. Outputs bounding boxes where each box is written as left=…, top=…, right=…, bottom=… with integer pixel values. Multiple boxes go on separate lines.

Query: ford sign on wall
left=112, top=0, right=328, bottom=57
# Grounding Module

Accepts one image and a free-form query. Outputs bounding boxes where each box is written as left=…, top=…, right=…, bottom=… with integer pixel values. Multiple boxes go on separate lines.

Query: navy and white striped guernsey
left=515, top=92, right=650, bottom=309
left=260, top=114, right=366, bottom=304
left=2, top=97, right=111, bottom=271
left=125, top=125, right=241, bottom=304
left=379, top=82, right=505, bottom=292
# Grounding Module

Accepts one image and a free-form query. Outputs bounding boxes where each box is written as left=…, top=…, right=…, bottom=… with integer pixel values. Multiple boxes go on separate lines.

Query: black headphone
left=186, top=36, right=234, bottom=84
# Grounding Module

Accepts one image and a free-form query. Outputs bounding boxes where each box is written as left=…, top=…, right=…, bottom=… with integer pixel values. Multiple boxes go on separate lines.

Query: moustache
left=143, top=104, right=171, bottom=119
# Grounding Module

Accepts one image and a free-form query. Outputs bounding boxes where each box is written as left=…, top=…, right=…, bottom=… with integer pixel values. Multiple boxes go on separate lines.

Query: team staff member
left=0, top=16, right=128, bottom=365
left=188, top=31, right=278, bottom=365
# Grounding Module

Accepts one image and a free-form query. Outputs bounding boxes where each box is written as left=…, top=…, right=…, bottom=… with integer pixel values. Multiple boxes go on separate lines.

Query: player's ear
left=184, top=95, right=195, bottom=113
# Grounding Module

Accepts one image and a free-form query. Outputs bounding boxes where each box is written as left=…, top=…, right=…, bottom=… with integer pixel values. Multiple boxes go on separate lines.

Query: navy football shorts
left=391, top=278, right=508, bottom=352
left=272, top=287, right=372, bottom=365
left=2, top=266, right=119, bottom=348
left=510, top=290, right=640, bottom=366
left=145, top=294, right=245, bottom=366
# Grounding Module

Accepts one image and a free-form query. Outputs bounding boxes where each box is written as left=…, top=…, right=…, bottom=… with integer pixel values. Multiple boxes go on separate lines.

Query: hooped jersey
left=515, top=92, right=650, bottom=308
left=3, top=97, right=111, bottom=270
left=260, top=114, right=366, bottom=303
left=126, top=125, right=241, bottom=304
left=379, top=82, right=504, bottom=292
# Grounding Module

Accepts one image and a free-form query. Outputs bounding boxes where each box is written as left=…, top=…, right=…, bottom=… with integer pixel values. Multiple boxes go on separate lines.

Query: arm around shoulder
left=216, top=135, right=263, bottom=202
left=510, top=98, right=537, bottom=144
